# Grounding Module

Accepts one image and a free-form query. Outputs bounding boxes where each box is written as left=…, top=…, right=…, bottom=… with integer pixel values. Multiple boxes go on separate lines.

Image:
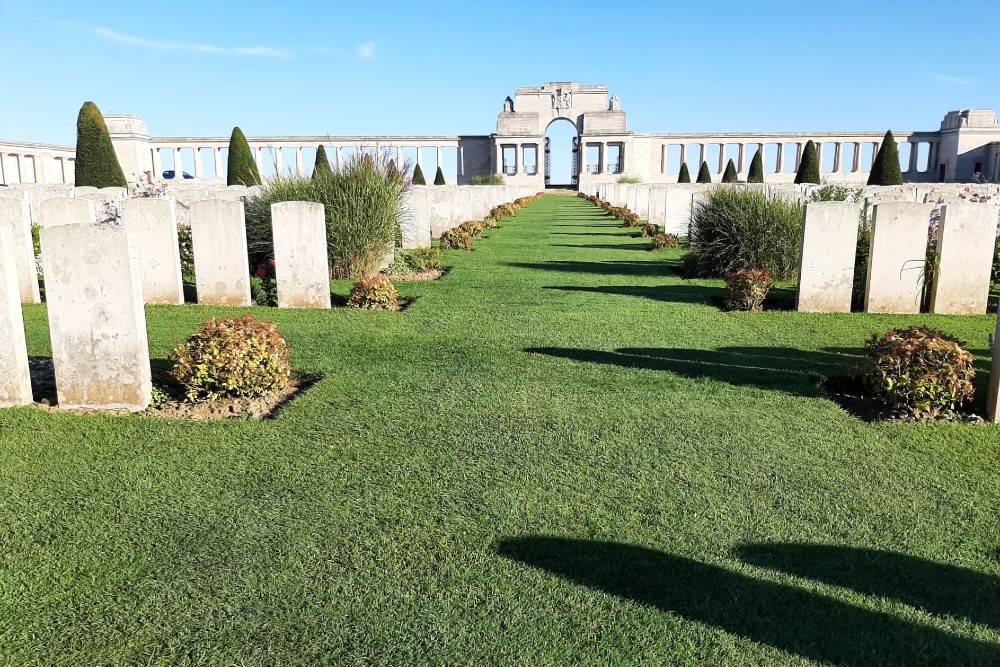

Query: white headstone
left=929, top=204, right=999, bottom=314
left=864, top=202, right=934, bottom=314
left=0, top=197, right=41, bottom=303
left=41, top=224, right=151, bottom=411
left=796, top=202, right=860, bottom=313
left=271, top=201, right=331, bottom=309
left=38, top=197, right=96, bottom=228
left=0, top=226, right=33, bottom=406
left=190, top=199, right=252, bottom=306
left=120, top=199, right=185, bottom=305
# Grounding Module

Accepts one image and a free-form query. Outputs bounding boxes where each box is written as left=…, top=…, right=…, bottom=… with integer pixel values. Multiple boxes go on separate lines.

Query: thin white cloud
left=357, top=42, right=376, bottom=60
left=926, top=72, right=973, bottom=85
left=89, top=26, right=289, bottom=57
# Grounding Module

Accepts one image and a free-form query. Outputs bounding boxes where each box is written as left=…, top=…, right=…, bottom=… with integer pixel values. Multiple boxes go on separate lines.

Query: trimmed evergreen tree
left=722, top=159, right=739, bottom=183
left=227, top=127, right=261, bottom=186
left=434, top=166, right=446, bottom=185
left=697, top=161, right=712, bottom=184
left=312, top=144, right=333, bottom=179
left=794, top=140, right=820, bottom=185
left=677, top=163, right=692, bottom=183
left=867, top=131, right=903, bottom=186
left=74, top=101, right=127, bottom=188
left=412, top=163, right=426, bottom=185
left=747, top=149, right=764, bottom=183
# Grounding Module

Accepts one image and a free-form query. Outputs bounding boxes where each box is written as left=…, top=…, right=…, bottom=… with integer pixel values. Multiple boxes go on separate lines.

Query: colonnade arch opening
left=544, top=118, right=579, bottom=189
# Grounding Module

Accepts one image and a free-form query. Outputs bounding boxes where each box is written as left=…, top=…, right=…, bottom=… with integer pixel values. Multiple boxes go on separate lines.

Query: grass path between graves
left=3, top=195, right=1000, bottom=666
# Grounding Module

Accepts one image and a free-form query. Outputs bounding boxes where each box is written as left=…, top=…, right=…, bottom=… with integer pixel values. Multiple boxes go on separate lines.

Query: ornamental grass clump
left=641, top=223, right=660, bottom=238
left=687, top=187, right=804, bottom=280
left=347, top=274, right=398, bottom=310
left=170, top=315, right=292, bottom=401
left=650, top=232, right=680, bottom=250
left=856, top=327, right=975, bottom=420
left=724, top=268, right=774, bottom=312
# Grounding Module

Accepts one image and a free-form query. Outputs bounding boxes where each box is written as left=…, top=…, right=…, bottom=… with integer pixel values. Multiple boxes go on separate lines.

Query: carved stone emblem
left=551, top=88, right=572, bottom=111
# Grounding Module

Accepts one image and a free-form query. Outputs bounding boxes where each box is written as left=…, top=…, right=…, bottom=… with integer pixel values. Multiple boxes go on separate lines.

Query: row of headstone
left=405, top=185, right=539, bottom=244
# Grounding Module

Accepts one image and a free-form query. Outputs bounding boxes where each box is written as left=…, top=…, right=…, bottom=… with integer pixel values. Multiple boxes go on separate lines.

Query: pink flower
left=268, top=259, right=276, bottom=269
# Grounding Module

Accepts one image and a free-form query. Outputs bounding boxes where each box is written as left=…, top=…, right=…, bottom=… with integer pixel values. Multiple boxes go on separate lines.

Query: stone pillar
left=775, top=143, right=784, bottom=173
left=271, top=201, right=331, bottom=309
left=295, top=148, right=304, bottom=177
left=335, top=147, right=343, bottom=171
left=678, top=144, right=687, bottom=171
left=60, top=158, right=70, bottom=184
left=119, top=199, right=184, bottom=305
left=717, top=144, right=726, bottom=173
left=0, top=197, right=41, bottom=303
left=908, top=143, right=919, bottom=173
left=494, top=144, right=501, bottom=174
left=214, top=148, right=224, bottom=180
left=864, top=202, right=934, bottom=314
left=32, top=154, right=46, bottom=184
left=833, top=144, right=842, bottom=172
left=152, top=148, right=163, bottom=177
left=254, top=147, right=265, bottom=174
left=173, top=147, right=184, bottom=178
left=852, top=143, right=862, bottom=172
left=737, top=144, right=746, bottom=172
left=41, top=223, right=152, bottom=411
left=795, top=144, right=803, bottom=171
left=39, top=198, right=96, bottom=228
left=929, top=204, right=999, bottom=314
left=275, top=148, right=284, bottom=176
left=796, top=202, right=859, bottom=312
left=189, top=199, right=252, bottom=306
left=193, top=148, right=204, bottom=179
left=396, top=147, right=404, bottom=172
left=436, top=146, right=443, bottom=175
left=0, top=226, right=32, bottom=406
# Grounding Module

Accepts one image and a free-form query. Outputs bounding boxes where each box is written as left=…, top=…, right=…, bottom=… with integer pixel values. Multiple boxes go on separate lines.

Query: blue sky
left=1, top=0, right=996, bottom=182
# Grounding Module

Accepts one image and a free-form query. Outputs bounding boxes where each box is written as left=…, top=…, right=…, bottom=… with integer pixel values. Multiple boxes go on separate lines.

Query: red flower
left=255, top=268, right=268, bottom=278
left=268, top=259, right=276, bottom=269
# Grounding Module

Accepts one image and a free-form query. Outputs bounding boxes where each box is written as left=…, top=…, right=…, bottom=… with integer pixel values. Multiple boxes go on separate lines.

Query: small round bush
left=348, top=274, right=398, bottom=310
left=459, top=220, right=485, bottom=237
left=724, top=268, right=774, bottom=312
left=650, top=233, right=680, bottom=250
left=440, top=228, right=473, bottom=250
left=170, top=315, right=292, bottom=401
left=641, top=223, right=660, bottom=238
left=402, top=247, right=443, bottom=272
left=857, top=327, right=975, bottom=419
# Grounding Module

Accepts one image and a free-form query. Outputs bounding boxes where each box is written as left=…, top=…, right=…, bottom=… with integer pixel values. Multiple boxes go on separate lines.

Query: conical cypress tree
left=794, top=140, right=820, bottom=185
left=677, top=163, right=692, bottom=183
left=747, top=149, right=764, bottom=183
left=722, top=159, right=739, bottom=183
left=74, top=101, right=127, bottom=188
left=434, top=166, right=446, bottom=185
left=696, top=161, right=712, bottom=184
left=227, top=127, right=261, bottom=186
left=312, top=144, right=333, bottom=179
left=867, top=131, right=903, bottom=186
left=412, top=163, right=426, bottom=185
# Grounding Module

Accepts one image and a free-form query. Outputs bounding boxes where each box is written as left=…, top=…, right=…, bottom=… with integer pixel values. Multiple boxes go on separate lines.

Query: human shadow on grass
left=506, top=261, right=672, bottom=278
left=526, top=346, right=857, bottom=397
left=734, top=543, right=1000, bottom=631
left=497, top=537, right=1000, bottom=667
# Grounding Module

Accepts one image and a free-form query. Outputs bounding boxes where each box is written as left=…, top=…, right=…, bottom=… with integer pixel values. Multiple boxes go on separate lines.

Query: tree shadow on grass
left=506, top=261, right=672, bottom=278
left=549, top=232, right=632, bottom=238
left=526, top=346, right=859, bottom=397
left=734, top=543, right=1000, bottom=631
left=549, top=243, right=651, bottom=252
left=497, top=537, right=1000, bottom=667
left=544, top=284, right=722, bottom=305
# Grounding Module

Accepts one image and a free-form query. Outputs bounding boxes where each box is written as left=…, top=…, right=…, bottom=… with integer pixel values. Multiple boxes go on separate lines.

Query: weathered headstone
left=664, top=188, right=695, bottom=236
left=120, top=199, right=185, bottom=305
left=0, top=226, right=33, bottom=407
left=929, top=204, right=999, bottom=314
left=796, top=202, right=860, bottom=313
left=864, top=202, right=934, bottom=314
left=402, top=189, right=432, bottom=249
left=271, top=201, right=331, bottom=309
left=189, top=199, right=251, bottom=306
left=0, top=197, right=41, bottom=303
left=41, top=223, right=152, bottom=411
left=38, top=197, right=96, bottom=228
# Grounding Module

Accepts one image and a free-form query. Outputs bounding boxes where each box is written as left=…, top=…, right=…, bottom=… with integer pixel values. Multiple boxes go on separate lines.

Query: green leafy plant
left=856, top=327, right=975, bottom=420
left=747, top=150, right=764, bottom=183
left=868, top=130, right=903, bottom=186
left=810, top=185, right=864, bottom=202
left=245, top=151, right=408, bottom=279
left=177, top=223, right=194, bottom=283
left=312, top=145, right=333, bottom=180
left=725, top=268, right=774, bottom=312
left=347, top=274, right=398, bottom=310
left=169, top=315, right=292, bottom=401
left=402, top=247, right=443, bottom=272
left=650, top=232, right=680, bottom=250
left=412, top=164, right=426, bottom=185
left=641, top=223, right=660, bottom=238
left=721, top=159, right=739, bottom=183
left=677, top=163, right=692, bottom=184
left=74, top=101, right=128, bottom=188
left=250, top=263, right=278, bottom=306
left=471, top=174, right=505, bottom=185
left=794, top=140, right=820, bottom=185
left=440, top=228, right=473, bottom=250
left=687, top=187, right=804, bottom=280
left=227, top=127, right=261, bottom=186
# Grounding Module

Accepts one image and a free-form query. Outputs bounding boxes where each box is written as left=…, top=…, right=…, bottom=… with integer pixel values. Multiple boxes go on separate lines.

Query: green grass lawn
left=3, top=196, right=1000, bottom=666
